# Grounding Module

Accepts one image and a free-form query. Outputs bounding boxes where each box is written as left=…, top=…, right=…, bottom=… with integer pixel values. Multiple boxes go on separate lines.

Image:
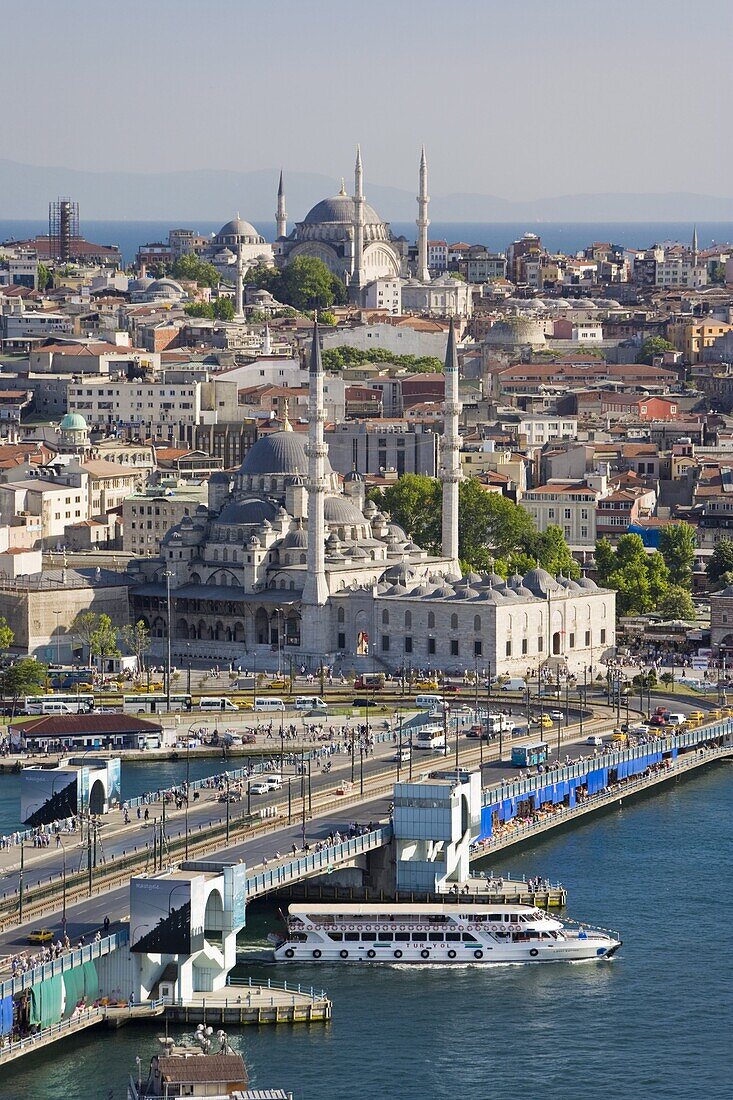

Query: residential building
left=325, top=420, right=439, bottom=477
left=123, top=479, right=209, bottom=556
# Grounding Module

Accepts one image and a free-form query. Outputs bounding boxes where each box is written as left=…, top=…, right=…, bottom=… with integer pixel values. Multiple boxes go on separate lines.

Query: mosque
left=128, top=322, right=615, bottom=676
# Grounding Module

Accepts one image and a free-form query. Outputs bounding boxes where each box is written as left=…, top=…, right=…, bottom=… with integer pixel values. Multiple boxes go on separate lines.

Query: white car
left=248, top=781, right=269, bottom=795
left=585, top=735, right=604, bottom=746
left=549, top=710, right=564, bottom=721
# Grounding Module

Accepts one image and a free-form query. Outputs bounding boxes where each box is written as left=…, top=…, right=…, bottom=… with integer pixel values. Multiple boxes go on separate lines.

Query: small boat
left=272, top=902, right=621, bottom=965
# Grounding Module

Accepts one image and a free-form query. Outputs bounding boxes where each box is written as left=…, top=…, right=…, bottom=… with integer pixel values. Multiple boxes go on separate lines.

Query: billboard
left=224, top=864, right=248, bottom=930
left=21, top=769, right=78, bottom=827
left=130, top=877, right=206, bottom=955
left=106, top=759, right=121, bottom=808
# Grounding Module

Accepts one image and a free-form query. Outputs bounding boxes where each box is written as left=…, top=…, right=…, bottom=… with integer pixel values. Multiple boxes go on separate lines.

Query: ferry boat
left=272, top=902, right=621, bottom=965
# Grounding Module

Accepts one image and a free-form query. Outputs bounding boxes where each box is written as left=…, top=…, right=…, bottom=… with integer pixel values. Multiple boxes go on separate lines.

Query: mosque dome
left=577, top=575, right=599, bottom=590
left=323, top=496, right=367, bottom=525
left=522, top=566, right=562, bottom=597
left=303, top=192, right=382, bottom=228
left=59, top=412, right=88, bottom=431
left=484, top=317, right=546, bottom=348
left=217, top=498, right=280, bottom=526
left=145, top=278, right=185, bottom=300
left=240, top=430, right=327, bottom=477
left=282, top=524, right=308, bottom=549
left=214, top=216, right=265, bottom=247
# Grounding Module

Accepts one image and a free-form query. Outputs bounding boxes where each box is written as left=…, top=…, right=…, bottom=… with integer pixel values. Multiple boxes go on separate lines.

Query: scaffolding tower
left=48, top=197, right=80, bottom=262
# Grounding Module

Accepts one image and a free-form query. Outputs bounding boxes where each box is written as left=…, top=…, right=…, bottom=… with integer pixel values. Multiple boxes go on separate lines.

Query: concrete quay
left=163, top=979, right=332, bottom=1026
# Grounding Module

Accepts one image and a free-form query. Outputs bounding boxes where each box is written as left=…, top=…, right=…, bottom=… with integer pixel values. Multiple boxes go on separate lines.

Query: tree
left=635, top=336, right=675, bottom=364
left=706, top=538, right=733, bottom=590
left=0, top=616, right=14, bottom=652
left=278, top=256, right=346, bottom=310
left=659, top=522, right=696, bottom=587
left=319, top=310, right=337, bottom=326
left=527, top=525, right=580, bottom=579
left=70, top=611, right=98, bottom=659
left=120, top=620, right=151, bottom=672
left=710, top=261, right=726, bottom=285
left=36, top=262, right=52, bottom=291
left=213, top=296, right=235, bottom=321
left=89, top=614, right=120, bottom=669
left=322, top=345, right=443, bottom=373
left=184, top=301, right=216, bottom=319
left=593, top=534, right=671, bottom=616
left=658, top=585, right=696, bottom=621
left=2, top=659, right=47, bottom=706
left=369, top=475, right=441, bottom=553
left=170, top=254, right=220, bottom=288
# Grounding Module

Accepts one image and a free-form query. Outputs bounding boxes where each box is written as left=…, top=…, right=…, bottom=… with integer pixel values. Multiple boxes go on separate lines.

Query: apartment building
left=521, top=479, right=602, bottom=550
left=67, top=378, right=202, bottom=438
left=123, top=479, right=209, bottom=556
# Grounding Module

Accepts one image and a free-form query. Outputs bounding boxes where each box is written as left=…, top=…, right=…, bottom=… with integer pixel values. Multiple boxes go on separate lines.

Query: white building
left=428, top=240, right=449, bottom=272
left=67, top=378, right=202, bottom=437
left=515, top=415, right=578, bottom=447
left=363, top=277, right=402, bottom=314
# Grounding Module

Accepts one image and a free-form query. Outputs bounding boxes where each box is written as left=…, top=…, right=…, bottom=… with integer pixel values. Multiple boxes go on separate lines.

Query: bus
left=123, top=693, right=192, bottom=714
left=412, top=725, right=446, bottom=751
left=46, top=667, right=96, bottom=691
left=24, top=693, right=95, bottom=715
left=511, top=741, right=549, bottom=767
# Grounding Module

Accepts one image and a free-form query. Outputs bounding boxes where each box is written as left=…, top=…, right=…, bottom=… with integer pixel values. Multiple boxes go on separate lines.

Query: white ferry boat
left=272, top=902, right=622, bottom=965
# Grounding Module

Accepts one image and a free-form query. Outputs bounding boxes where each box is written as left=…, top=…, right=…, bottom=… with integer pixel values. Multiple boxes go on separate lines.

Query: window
left=338, top=632, right=346, bottom=649
left=382, top=635, right=390, bottom=652
left=394, top=932, right=410, bottom=942
left=361, top=932, right=377, bottom=942
left=344, top=932, right=359, bottom=942
left=569, top=633, right=575, bottom=648
left=451, top=614, right=458, bottom=630
left=600, top=629, right=606, bottom=644
left=473, top=615, right=481, bottom=632
left=382, top=610, right=389, bottom=626
left=474, top=640, right=482, bottom=656
left=585, top=630, right=591, bottom=646
left=538, top=637, right=544, bottom=652
left=564, top=509, right=571, bottom=519
left=428, top=638, right=436, bottom=655
left=522, top=638, right=528, bottom=655
left=450, top=640, right=459, bottom=656
left=405, top=636, right=413, bottom=654
left=411, top=933, right=427, bottom=942
left=505, top=640, right=512, bottom=657
left=428, top=612, right=435, bottom=629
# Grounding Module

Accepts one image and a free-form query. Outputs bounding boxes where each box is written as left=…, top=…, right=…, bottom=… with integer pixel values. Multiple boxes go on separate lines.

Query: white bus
left=412, top=725, right=446, bottom=751
left=123, top=693, right=192, bottom=714
left=24, top=694, right=94, bottom=715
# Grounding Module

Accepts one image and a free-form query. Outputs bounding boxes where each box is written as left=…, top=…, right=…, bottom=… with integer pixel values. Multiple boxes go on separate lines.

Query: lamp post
left=275, top=607, right=283, bottom=679
left=58, top=836, right=67, bottom=937
left=163, top=569, right=174, bottom=713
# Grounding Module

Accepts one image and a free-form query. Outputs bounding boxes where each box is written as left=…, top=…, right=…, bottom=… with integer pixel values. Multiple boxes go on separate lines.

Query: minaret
left=262, top=322, right=272, bottom=356
left=276, top=170, right=287, bottom=238
left=350, top=145, right=365, bottom=302
left=234, top=237, right=244, bottom=319
left=417, top=145, right=430, bottom=283
left=302, top=322, right=329, bottom=623
left=440, top=317, right=461, bottom=572
left=692, top=224, right=699, bottom=265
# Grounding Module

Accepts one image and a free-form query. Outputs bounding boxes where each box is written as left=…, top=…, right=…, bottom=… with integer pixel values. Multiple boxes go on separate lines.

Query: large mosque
left=128, top=322, right=615, bottom=676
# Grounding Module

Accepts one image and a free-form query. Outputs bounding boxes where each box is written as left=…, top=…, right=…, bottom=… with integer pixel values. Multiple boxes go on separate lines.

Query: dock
left=162, top=978, right=332, bottom=1026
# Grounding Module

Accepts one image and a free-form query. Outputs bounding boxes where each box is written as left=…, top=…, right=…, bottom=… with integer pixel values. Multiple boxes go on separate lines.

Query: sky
left=4, top=0, right=733, bottom=201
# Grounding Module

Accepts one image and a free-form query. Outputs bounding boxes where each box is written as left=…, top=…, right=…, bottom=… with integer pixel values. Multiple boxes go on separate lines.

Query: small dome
left=146, top=278, right=185, bottom=299
left=60, top=412, right=88, bottom=431
left=344, top=469, right=365, bottom=483
left=217, top=498, right=279, bottom=526
left=323, top=496, right=367, bottom=525
left=215, top=216, right=264, bottom=245
left=386, top=522, right=407, bottom=540
left=522, top=566, right=562, bottom=597
left=282, top=524, right=308, bottom=549
left=577, top=575, right=598, bottom=590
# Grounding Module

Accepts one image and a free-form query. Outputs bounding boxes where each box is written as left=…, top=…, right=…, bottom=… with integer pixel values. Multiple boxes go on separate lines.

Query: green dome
left=59, top=412, right=88, bottom=431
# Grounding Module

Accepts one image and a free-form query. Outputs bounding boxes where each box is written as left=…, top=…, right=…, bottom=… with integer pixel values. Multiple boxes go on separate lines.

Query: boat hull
left=274, top=936, right=621, bottom=965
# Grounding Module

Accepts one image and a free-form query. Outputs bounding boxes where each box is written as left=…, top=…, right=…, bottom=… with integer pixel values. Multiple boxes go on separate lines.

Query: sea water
left=2, top=760, right=730, bottom=1100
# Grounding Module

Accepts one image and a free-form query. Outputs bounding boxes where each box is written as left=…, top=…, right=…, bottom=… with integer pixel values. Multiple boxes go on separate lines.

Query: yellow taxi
left=687, top=710, right=705, bottom=724
left=533, top=714, right=553, bottom=729
left=28, top=928, right=55, bottom=945
left=269, top=678, right=288, bottom=689
left=415, top=679, right=439, bottom=691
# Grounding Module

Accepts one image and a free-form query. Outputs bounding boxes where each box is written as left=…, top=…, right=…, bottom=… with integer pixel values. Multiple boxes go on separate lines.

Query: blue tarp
left=0, top=994, right=13, bottom=1036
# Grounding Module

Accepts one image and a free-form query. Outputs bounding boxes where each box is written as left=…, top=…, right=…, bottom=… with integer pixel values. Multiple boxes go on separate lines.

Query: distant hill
left=0, top=158, right=731, bottom=222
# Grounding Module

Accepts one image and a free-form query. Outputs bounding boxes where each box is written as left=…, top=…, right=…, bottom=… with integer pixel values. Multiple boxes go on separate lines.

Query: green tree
left=170, top=254, right=220, bottom=288
left=322, top=345, right=443, bottom=373
left=120, top=619, right=151, bottom=672
left=213, top=296, right=235, bottom=321
left=89, top=614, right=120, bottom=669
left=369, top=474, right=441, bottom=552
left=659, top=522, right=696, bottom=587
left=706, top=538, right=733, bottom=589
left=635, top=336, right=676, bottom=364
left=657, top=585, right=696, bottom=620
left=70, top=611, right=98, bottom=659
left=593, top=534, right=671, bottom=616
left=0, top=616, right=14, bottom=652
left=528, top=525, right=581, bottom=579
left=279, top=256, right=346, bottom=310
left=2, top=659, right=47, bottom=707
left=36, top=262, right=52, bottom=291
left=184, top=301, right=216, bottom=319
left=319, top=310, right=337, bottom=326
left=710, top=261, right=726, bottom=285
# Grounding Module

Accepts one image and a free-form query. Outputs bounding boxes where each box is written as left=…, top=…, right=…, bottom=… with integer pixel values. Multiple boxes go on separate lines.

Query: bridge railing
left=244, top=826, right=393, bottom=899
left=0, top=928, right=129, bottom=1001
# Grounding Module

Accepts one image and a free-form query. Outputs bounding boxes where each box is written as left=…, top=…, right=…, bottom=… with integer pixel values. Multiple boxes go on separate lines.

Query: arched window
left=222, top=548, right=228, bottom=562
left=473, top=615, right=481, bottom=632
left=428, top=612, right=435, bottom=629
left=337, top=607, right=345, bottom=624
left=450, top=613, right=458, bottom=630
left=382, top=609, right=389, bottom=626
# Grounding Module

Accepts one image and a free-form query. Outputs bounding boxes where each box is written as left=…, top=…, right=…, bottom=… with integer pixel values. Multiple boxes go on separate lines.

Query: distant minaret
left=302, top=322, right=329, bottom=613
left=350, top=145, right=365, bottom=302
left=234, top=237, right=244, bottom=319
left=276, top=170, right=287, bottom=238
left=440, top=317, right=462, bottom=572
left=417, top=145, right=430, bottom=283
left=262, top=322, right=272, bottom=355
left=692, top=224, right=699, bottom=265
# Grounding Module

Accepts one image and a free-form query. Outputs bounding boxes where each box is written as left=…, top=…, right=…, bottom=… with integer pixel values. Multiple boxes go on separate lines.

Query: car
left=585, top=735, right=604, bottom=746
left=549, top=710, right=564, bottom=721
left=531, top=714, right=553, bottom=728
left=248, top=781, right=269, bottom=795
left=391, top=748, right=411, bottom=762
left=687, top=710, right=705, bottom=723
left=269, top=678, right=288, bottom=689
left=352, top=697, right=370, bottom=707
left=415, top=680, right=438, bottom=691
left=28, top=928, right=55, bottom=944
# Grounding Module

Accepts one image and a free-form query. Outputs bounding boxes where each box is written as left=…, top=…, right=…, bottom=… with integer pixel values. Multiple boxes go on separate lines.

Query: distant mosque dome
left=214, top=216, right=265, bottom=248
left=59, top=412, right=88, bottom=431
left=300, top=187, right=389, bottom=242
left=240, top=430, right=325, bottom=478
left=145, top=278, right=186, bottom=300
left=484, top=317, right=547, bottom=348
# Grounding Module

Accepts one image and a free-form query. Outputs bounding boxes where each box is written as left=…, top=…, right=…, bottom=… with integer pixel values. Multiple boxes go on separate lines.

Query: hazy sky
left=5, top=0, right=732, bottom=199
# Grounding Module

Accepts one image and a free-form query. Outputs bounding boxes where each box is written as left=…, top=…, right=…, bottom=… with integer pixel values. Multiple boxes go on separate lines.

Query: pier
left=163, top=978, right=332, bottom=1026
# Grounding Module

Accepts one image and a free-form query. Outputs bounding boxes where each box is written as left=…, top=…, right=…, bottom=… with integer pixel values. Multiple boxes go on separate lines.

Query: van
left=200, top=697, right=240, bottom=712
left=501, top=678, right=527, bottom=693
left=264, top=773, right=283, bottom=791
left=415, top=694, right=445, bottom=711
left=295, top=696, right=327, bottom=711
left=27, top=701, right=73, bottom=716
left=254, top=697, right=285, bottom=712
left=665, top=713, right=687, bottom=726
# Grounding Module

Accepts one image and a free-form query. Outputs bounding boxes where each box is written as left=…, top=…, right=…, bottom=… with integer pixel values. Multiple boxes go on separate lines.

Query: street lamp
left=275, top=607, right=283, bottom=679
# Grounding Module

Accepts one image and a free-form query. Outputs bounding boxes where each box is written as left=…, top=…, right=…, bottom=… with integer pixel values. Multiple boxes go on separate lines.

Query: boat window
left=378, top=933, right=393, bottom=942
left=344, top=932, right=359, bottom=942
left=510, top=915, right=519, bottom=923
left=488, top=914, right=502, bottom=922
left=445, top=932, right=461, bottom=942
left=361, top=932, right=377, bottom=942
left=394, top=932, right=410, bottom=942
left=411, top=933, right=427, bottom=942
left=327, top=932, right=343, bottom=941
left=291, top=933, right=308, bottom=942
left=461, top=933, right=477, bottom=942
left=428, top=932, right=443, bottom=942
